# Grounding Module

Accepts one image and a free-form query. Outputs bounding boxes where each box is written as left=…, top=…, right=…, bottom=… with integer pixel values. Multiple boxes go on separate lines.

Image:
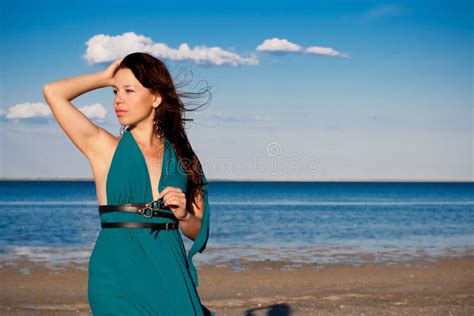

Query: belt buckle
left=138, top=203, right=154, bottom=218
left=150, top=199, right=162, bottom=211
left=139, top=199, right=165, bottom=219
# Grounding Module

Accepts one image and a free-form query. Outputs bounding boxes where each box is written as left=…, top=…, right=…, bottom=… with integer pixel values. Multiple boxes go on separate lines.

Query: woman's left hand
left=158, top=186, right=190, bottom=221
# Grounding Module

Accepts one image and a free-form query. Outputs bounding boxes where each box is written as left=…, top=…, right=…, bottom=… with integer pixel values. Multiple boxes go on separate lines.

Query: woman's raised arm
left=42, top=58, right=123, bottom=161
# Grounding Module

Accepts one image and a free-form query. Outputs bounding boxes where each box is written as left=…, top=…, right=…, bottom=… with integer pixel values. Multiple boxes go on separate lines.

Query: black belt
left=101, top=222, right=178, bottom=230
left=98, top=199, right=178, bottom=230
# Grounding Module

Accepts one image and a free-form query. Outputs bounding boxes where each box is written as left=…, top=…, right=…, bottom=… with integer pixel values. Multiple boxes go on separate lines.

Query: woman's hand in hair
left=100, top=57, right=124, bottom=86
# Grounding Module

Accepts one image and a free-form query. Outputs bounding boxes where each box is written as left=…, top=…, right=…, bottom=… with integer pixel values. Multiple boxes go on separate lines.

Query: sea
left=0, top=180, right=473, bottom=272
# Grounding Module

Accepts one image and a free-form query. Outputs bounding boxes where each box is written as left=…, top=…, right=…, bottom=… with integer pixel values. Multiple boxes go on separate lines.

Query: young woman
left=43, top=52, right=214, bottom=315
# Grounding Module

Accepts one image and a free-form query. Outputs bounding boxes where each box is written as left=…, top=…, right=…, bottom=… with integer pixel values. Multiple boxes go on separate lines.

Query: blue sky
left=0, top=0, right=472, bottom=180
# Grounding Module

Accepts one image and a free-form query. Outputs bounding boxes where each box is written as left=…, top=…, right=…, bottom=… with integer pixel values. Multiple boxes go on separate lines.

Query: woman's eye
left=112, top=90, right=133, bottom=94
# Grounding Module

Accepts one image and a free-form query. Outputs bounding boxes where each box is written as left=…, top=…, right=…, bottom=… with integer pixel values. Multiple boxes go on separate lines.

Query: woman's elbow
left=43, top=83, right=54, bottom=97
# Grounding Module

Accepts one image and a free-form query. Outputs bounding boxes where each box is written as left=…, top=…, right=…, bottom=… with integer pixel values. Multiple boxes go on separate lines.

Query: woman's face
left=112, top=67, right=160, bottom=125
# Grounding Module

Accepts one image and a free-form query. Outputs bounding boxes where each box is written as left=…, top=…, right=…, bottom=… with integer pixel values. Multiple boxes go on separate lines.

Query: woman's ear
left=153, top=95, right=162, bottom=108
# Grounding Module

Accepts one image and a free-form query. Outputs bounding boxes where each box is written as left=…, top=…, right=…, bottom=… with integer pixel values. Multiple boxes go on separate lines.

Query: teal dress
left=88, top=127, right=214, bottom=316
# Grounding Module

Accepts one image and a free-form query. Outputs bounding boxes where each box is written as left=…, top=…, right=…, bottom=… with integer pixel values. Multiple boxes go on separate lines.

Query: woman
left=43, top=52, right=214, bottom=315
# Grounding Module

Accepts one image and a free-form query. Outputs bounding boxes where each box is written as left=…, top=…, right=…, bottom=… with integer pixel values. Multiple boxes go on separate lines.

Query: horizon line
left=0, top=177, right=472, bottom=183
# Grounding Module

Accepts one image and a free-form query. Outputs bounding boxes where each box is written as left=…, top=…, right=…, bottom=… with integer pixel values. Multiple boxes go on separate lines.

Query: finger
left=164, top=199, right=182, bottom=208
left=158, top=186, right=171, bottom=199
left=165, top=192, right=185, bottom=201
left=158, top=187, right=183, bottom=199
left=163, top=194, right=185, bottom=206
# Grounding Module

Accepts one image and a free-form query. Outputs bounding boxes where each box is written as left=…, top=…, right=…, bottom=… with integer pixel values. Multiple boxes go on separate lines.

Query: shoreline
left=1, top=255, right=473, bottom=315
left=2, top=245, right=473, bottom=273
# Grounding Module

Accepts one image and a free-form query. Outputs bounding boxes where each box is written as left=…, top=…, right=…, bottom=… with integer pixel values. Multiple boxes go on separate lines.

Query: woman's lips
left=116, top=110, right=127, bottom=116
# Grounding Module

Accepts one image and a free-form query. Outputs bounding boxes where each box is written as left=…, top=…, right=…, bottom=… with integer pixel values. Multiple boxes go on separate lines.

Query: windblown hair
left=113, top=52, right=212, bottom=211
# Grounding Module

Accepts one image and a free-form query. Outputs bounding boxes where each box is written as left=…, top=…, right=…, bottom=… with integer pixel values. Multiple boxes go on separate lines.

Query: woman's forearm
left=179, top=211, right=202, bottom=241
left=44, top=71, right=111, bottom=101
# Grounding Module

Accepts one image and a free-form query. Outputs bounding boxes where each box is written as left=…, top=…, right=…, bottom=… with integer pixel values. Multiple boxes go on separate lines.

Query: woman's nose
left=114, top=94, right=123, bottom=104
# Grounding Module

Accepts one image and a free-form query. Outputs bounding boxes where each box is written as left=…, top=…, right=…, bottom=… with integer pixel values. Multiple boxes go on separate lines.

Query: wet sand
left=0, top=256, right=473, bottom=315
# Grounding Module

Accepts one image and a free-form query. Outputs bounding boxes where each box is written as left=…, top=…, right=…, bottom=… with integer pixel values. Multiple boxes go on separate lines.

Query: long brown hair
left=113, top=52, right=212, bottom=211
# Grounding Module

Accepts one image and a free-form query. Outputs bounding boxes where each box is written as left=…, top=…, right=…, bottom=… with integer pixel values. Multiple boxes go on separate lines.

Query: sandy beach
left=0, top=255, right=473, bottom=315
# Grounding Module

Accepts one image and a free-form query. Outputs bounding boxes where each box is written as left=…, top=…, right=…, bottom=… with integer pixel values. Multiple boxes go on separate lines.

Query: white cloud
left=256, top=38, right=302, bottom=52
left=257, top=37, right=348, bottom=58
left=5, top=102, right=51, bottom=119
left=305, top=46, right=349, bottom=58
left=83, top=32, right=259, bottom=66
left=78, top=103, right=107, bottom=119
left=2, top=102, right=108, bottom=120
